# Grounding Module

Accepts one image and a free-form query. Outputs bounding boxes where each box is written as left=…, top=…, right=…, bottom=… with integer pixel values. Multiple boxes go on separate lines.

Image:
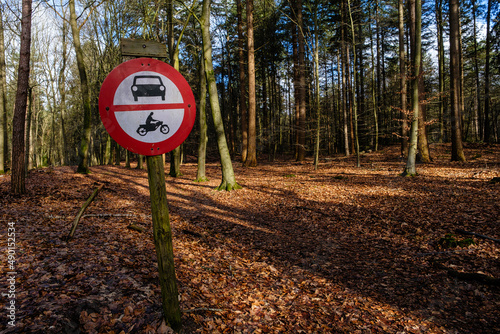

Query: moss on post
left=146, top=155, right=182, bottom=331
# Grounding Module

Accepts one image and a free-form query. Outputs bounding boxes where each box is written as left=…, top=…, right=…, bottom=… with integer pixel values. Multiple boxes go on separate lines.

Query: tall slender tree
left=483, top=0, right=492, bottom=142
left=347, top=0, right=360, bottom=167
left=449, top=0, right=466, bottom=161
left=398, top=0, right=407, bottom=156
left=294, top=0, right=307, bottom=161
left=237, top=0, right=247, bottom=163
left=403, top=0, right=421, bottom=176
left=200, top=0, right=240, bottom=191
left=69, top=0, right=92, bottom=173
left=11, top=0, right=32, bottom=194
left=436, top=0, right=445, bottom=141
left=0, top=5, right=7, bottom=174
left=245, top=0, right=257, bottom=167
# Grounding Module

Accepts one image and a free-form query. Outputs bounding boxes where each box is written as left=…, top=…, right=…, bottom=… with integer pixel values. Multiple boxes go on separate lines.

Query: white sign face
left=113, top=71, right=184, bottom=143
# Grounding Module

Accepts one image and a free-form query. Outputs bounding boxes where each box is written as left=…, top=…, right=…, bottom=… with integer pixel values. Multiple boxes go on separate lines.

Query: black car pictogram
left=131, top=75, right=166, bottom=101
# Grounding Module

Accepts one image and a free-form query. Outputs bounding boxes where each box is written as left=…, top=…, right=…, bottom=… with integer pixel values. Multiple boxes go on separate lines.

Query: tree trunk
left=483, top=0, right=492, bottom=142
left=11, top=0, right=32, bottom=194
left=313, top=6, right=321, bottom=170
left=403, top=0, right=420, bottom=176
left=399, top=0, right=407, bottom=156
left=245, top=0, right=257, bottom=167
left=201, top=0, right=240, bottom=191
left=196, top=50, right=208, bottom=182
left=347, top=0, right=360, bottom=167
left=69, top=0, right=92, bottom=174
left=0, top=6, right=7, bottom=174
left=417, top=58, right=431, bottom=162
left=237, top=0, right=247, bottom=163
left=341, top=1, right=349, bottom=156
left=24, top=88, right=32, bottom=176
left=471, top=0, right=480, bottom=141
left=436, top=0, right=445, bottom=142
left=295, top=0, right=306, bottom=161
left=449, top=0, right=466, bottom=161
left=59, top=20, right=68, bottom=165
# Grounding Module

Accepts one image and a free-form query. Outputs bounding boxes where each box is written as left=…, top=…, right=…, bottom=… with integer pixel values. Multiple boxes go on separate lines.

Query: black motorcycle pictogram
left=137, top=112, right=169, bottom=136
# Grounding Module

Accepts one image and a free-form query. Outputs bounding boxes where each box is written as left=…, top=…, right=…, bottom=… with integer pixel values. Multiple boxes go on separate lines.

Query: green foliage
left=439, top=233, right=475, bottom=248
left=283, top=174, right=296, bottom=178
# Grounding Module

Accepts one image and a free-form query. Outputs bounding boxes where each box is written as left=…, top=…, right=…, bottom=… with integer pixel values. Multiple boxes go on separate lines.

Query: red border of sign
left=99, top=58, right=196, bottom=156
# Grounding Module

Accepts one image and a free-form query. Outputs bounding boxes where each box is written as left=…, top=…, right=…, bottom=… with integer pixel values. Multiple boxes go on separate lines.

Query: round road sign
left=99, top=58, right=196, bottom=156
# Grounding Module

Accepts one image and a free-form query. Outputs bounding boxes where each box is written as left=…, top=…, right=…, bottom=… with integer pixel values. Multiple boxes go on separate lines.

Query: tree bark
left=196, top=50, right=208, bottom=182
left=471, top=0, right=480, bottom=141
left=483, top=0, right=492, bottom=142
left=341, top=1, right=349, bottom=156
left=201, top=0, right=240, bottom=191
left=245, top=0, right=257, bottom=167
left=347, top=0, right=360, bottom=167
left=295, top=0, right=306, bottom=161
left=398, top=0, right=407, bottom=156
left=168, top=0, right=182, bottom=177
left=0, top=6, right=7, bottom=174
left=69, top=0, right=92, bottom=174
left=403, top=0, right=420, bottom=176
left=449, top=0, right=466, bottom=161
left=436, top=0, right=445, bottom=142
left=237, top=0, right=247, bottom=163
left=11, top=0, right=32, bottom=194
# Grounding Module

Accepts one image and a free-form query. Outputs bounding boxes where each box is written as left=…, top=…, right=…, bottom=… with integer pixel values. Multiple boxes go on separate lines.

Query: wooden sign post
left=99, top=51, right=196, bottom=331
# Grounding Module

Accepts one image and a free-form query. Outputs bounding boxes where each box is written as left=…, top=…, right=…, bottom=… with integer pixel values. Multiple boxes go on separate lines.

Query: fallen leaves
left=0, top=144, right=499, bottom=333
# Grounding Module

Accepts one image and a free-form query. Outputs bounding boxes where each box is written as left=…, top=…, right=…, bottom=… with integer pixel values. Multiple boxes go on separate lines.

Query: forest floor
left=0, top=143, right=499, bottom=334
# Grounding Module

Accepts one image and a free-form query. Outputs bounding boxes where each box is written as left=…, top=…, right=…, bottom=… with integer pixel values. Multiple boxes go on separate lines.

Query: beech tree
left=403, top=0, right=421, bottom=176
left=200, top=0, right=240, bottom=191
left=68, top=0, right=92, bottom=173
left=245, top=0, right=257, bottom=167
left=449, top=0, right=466, bottom=161
left=0, top=5, right=7, bottom=174
left=11, top=0, right=32, bottom=194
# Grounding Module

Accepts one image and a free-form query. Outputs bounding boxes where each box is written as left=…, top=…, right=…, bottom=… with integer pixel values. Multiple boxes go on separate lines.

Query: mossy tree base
left=216, top=181, right=242, bottom=191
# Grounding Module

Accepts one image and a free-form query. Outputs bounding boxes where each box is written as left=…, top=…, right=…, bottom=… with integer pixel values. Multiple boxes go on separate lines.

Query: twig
left=183, top=308, right=223, bottom=313
left=455, top=229, right=500, bottom=244
left=127, top=224, right=145, bottom=233
left=49, top=213, right=150, bottom=219
left=66, top=184, right=104, bottom=240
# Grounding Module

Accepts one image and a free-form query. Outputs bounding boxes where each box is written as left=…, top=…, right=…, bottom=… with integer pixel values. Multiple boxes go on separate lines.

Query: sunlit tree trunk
left=11, top=0, right=32, bottom=194
left=483, top=0, right=492, bottom=142
left=436, top=0, right=445, bottom=142
left=59, top=18, right=68, bottom=165
left=341, top=1, right=349, bottom=156
left=201, top=0, right=240, bottom=191
left=196, top=51, right=208, bottom=182
left=69, top=0, right=92, bottom=174
left=347, top=0, right=360, bottom=167
left=403, top=0, right=420, bottom=176
left=313, top=5, right=320, bottom=170
left=471, top=0, right=480, bottom=141
left=168, top=0, right=182, bottom=177
left=237, top=0, right=247, bottom=163
left=450, top=0, right=466, bottom=161
left=294, top=0, right=306, bottom=161
left=0, top=6, right=7, bottom=174
left=398, top=0, right=407, bottom=156
left=245, top=0, right=257, bottom=167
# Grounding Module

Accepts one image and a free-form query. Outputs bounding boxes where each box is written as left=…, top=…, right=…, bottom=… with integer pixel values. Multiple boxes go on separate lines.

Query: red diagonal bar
left=114, top=103, right=186, bottom=111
